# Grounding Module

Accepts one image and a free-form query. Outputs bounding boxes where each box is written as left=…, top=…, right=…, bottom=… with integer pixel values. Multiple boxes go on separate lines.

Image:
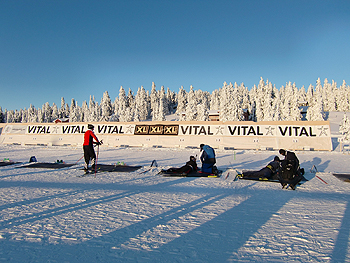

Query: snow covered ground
left=0, top=143, right=349, bottom=263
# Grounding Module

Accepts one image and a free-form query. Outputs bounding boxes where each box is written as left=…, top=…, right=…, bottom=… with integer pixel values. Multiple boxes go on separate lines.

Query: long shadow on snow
left=330, top=198, right=350, bottom=263
left=139, top=184, right=293, bottom=262
left=0, top=176, right=200, bottom=231
left=226, top=155, right=275, bottom=170
left=301, top=157, right=330, bottom=173
left=0, top=181, right=349, bottom=262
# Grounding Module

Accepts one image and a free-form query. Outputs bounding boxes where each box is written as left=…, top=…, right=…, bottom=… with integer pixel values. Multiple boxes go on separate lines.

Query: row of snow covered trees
left=1, top=78, right=350, bottom=123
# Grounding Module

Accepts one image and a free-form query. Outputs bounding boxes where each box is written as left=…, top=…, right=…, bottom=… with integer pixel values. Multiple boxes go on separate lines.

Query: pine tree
left=176, top=86, right=187, bottom=116
left=81, top=101, right=89, bottom=122
left=0, top=107, right=4, bottom=123
left=210, top=89, right=220, bottom=110
left=126, top=88, right=135, bottom=121
left=59, top=97, right=68, bottom=118
left=135, top=86, right=148, bottom=121
left=6, top=110, right=14, bottom=123
left=42, top=102, right=52, bottom=123
left=337, top=80, right=349, bottom=112
left=166, top=87, right=176, bottom=114
left=118, top=87, right=128, bottom=122
left=110, top=97, right=119, bottom=122
left=27, top=104, right=37, bottom=123
left=150, top=82, right=158, bottom=120
left=100, top=91, right=112, bottom=121
left=339, top=113, right=350, bottom=141
left=185, top=86, right=197, bottom=121
left=196, top=91, right=209, bottom=121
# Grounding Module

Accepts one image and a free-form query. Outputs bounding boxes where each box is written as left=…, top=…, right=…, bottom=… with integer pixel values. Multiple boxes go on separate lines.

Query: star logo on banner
left=51, top=126, right=60, bottom=134
left=318, top=126, right=328, bottom=137
left=125, top=125, right=135, bottom=134
left=265, top=126, right=275, bottom=136
left=215, top=126, right=225, bottom=135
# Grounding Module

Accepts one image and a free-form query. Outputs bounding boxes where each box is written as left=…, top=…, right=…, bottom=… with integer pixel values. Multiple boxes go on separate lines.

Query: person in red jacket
left=83, top=124, right=102, bottom=173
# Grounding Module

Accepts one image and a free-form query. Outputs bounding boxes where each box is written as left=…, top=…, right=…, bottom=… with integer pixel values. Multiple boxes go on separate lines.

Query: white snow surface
left=0, top=144, right=349, bottom=263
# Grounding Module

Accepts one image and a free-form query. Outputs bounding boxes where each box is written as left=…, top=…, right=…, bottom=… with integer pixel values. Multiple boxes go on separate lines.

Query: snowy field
left=0, top=143, right=349, bottom=263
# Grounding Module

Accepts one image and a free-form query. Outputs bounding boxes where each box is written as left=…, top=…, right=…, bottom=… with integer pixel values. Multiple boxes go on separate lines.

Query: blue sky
left=1, top=0, right=350, bottom=111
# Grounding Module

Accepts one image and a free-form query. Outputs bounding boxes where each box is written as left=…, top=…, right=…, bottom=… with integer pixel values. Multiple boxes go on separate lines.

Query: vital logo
left=227, top=126, right=263, bottom=136
left=278, top=126, right=317, bottom=137
left=97, top=125, right=124, bottom=134
left=62, top=125, right=86, bottom=134
left=28, top=126, right=51, bottom=134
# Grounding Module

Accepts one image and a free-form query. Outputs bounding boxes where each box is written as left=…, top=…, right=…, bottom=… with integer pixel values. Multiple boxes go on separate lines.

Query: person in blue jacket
left=199, top=144, right=216, bottom=173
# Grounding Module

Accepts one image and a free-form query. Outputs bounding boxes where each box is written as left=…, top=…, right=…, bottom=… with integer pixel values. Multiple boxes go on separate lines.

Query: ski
left=77, top=167, right=102, bottom=177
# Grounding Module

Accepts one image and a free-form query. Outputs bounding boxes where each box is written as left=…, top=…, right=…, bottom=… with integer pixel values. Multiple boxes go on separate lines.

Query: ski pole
left=74, top=155, right=84, bottom=165
left=315, top=175, right=328, bottom=184
left=94, top=144, right=99, bottom=178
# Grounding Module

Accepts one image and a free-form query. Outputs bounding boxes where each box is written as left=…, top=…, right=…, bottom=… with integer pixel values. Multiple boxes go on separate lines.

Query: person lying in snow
left=163, top=156, right=198, bottom=175
left=238, top=156, right=281, bottom=179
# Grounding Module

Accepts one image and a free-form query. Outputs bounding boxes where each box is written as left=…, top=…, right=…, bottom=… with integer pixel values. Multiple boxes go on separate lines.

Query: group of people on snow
left=83, top=123, right=303, bottom=189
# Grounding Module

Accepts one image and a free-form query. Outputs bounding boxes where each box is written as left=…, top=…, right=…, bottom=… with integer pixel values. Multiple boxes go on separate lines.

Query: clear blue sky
left=1, top=0, right=350, bottom=111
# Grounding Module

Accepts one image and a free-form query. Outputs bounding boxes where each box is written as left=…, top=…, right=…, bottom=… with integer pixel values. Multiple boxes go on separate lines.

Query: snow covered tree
left=27, top=104, right=37, bottom=123
left=196, top=91, right=210, bottom=121
left=157, top=93, right=167, bottom=121
left=210, top=89, right=220, bottom=110
left=100, top=91, right=112, bottom=121
left=339, top=114, right=350, bottom=141
left=176, top=86, right=187, bottom=116
left=87, top=96, right=100, bottom=122
left=159, top=86, right=169, bottom=116
left=37, top=108, right=43, bottom=123
left=306, top=84, right=314, bottom=107
left=0, top=107, right=4, bottom=123
left=166, top=87, right=176, bottom=114
left=134, top=86, right=149, bottom=121
left=150, top=82, right=159, bottom=120
left=306, top=94, right=325, bottom=121
left=42, top=102, right=52, bottom=123
left=59, top=97, right=69, bottom=118
left=323, top=79, right=337, bottom=112
left=6, top=110, right=14, bottom=123
left=109, top=97, right=119, bottom=122
left=125, top=88, right=135, bottom=122
left=253, top=79, right=266, bottom=122
left=81, top=101, right=89, bottom=122
left=337, top=80, right=350, bottom=112
left=185, top=86, right=197, bottom=121
left=21, top=108, right=28, bottom=123
left=69, top=99, right=76, bottom=122
left=118, top=87, right=128, bottom=122
left=51, top=103, right=59, bottom=121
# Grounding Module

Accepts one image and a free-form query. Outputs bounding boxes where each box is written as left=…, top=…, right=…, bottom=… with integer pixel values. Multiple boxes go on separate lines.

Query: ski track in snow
left=0, top=145, right=349, bottom=262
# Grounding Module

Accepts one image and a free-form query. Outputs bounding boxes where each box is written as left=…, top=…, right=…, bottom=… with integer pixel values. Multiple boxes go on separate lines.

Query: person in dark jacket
left=200, top=144, right=216, bottom=173
left=83, top=124, right=102, bottom=173
left=165, top=156, right=198, bottom=175
left=278, top=149, right=303, bottom=190
left=279, top=149, right=299, bottom=171
left=240, top=156, right=280, bottom=179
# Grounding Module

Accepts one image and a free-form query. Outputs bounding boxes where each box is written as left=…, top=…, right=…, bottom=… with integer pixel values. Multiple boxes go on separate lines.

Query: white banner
left=0, top=121, right=332, bottom=151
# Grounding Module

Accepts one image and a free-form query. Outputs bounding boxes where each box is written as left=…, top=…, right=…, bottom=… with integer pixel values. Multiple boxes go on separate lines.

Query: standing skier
left=83, top=124, right=102, bottom=173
